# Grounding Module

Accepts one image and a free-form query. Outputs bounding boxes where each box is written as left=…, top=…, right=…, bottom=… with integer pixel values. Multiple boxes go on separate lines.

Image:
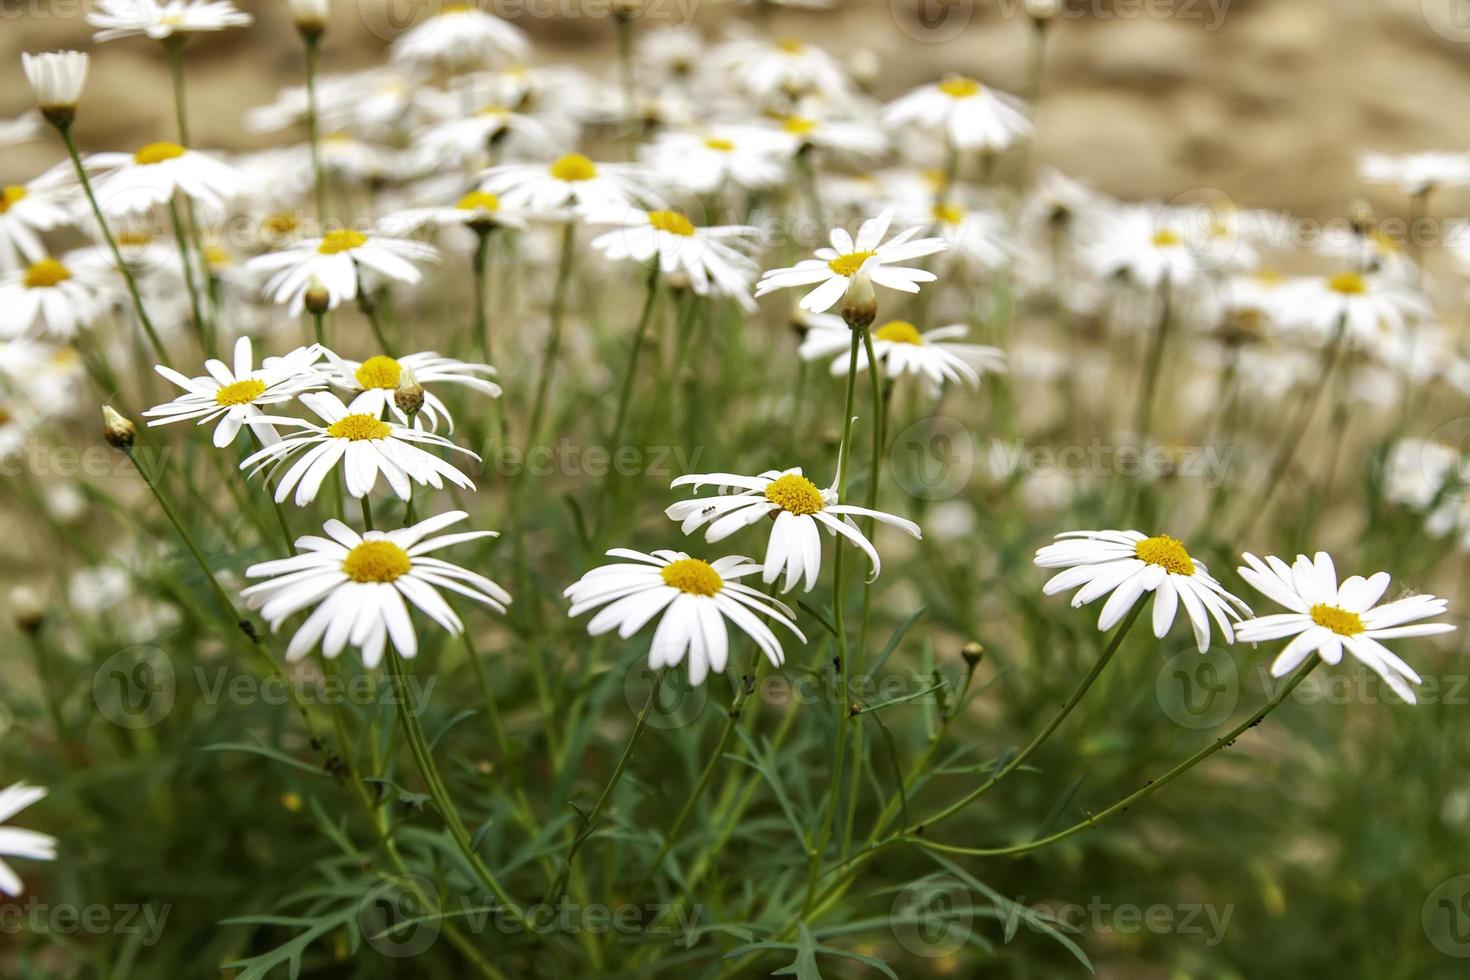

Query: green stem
left=27, top=631, right=66, bottom=738
left=472, top=228, right=494, bottom=362
left=359, top=494, right=374, bottom=531
left=164, top=37, right=190, bottom=145
left=1131, top=278, right=1172, bottom=451
left=168, top=197, right=213, bottom=357
left=303, top=34, right=327, bottom=221
left=527, top=221, right=577, bottom=444
left=607, top=262, right=661, bottom=456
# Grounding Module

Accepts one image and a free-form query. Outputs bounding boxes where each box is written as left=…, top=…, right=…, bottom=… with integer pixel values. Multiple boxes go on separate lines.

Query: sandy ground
left=5, top=0, right=1470, bottom=223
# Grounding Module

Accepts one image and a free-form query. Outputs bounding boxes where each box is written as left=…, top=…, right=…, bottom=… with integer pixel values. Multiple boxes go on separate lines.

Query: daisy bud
left=22, top=51, right=89, bottom=129
left=395, top=367, right=425, bottom=419
left=961, top=641, right=984, bottom=667
left=612, top=0, right=639, bottom=18
left=303, top=277, right=332, bottom=316
left=1025, top=0, right=1060, bottom=22
left=848, top=48, right=880, bottom=90
left=840, top=269, right=877, bottom=330
left=9, top=586, right=46, bottom=635
left=1350, top=199, right=1375, bottom=239
left=101, top=405, right=135, bottom=451
left=290, top=0, right=328, bottom=40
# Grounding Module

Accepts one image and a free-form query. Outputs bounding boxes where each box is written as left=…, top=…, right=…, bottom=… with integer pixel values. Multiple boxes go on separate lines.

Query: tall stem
left=527, top=222, right=576, bottom=444
left=168, top=197, right=213, bottom=357
left=164, top=37, right=190, bottom=145
left=607, top=262, right=661, bottom=456
left=303, top=35, right=327, bottom=221
left=1131, top=278, right=1172, bottom=450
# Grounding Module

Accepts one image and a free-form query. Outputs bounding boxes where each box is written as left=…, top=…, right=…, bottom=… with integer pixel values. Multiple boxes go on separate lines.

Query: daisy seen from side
left=755, top=210, right=947, bottom=313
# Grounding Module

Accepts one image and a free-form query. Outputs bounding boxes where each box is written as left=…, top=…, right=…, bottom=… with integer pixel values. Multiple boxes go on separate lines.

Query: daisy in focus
left=322, top=350, right=501, bottom=431
left=481, top=153, right=653, bottom=212
left=88, top=142, right=246, bottom=217
left=882, top=75, right=1031, bottom=153
left=1236, top=552, right=1454, bottom=703
left=756, top=210, right=947, bottom=313
left=89, top=0, right=252, bottom=41
left=799, top=317, right=1006, bottom=389
left=246, top=229, right=439, bottom=314
left=240, top=392, right=477, bottom=505
left=586, top=207, right=759, bottom=308
left=666, top=467, right=920, bottom=592
left=1035, top=530, right=1251, bottom=650
left=243, top=511, right=509, bottom=667
left=565, top=549, right=805, bottom=685
left=0, top=782, right=55, bottom=897
left=143, top=338, right=325, bottom=447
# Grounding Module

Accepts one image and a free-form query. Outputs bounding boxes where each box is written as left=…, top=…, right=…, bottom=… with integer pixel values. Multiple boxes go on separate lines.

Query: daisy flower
left=1035, top=530, right=1251, bottom=651
left=0, top=112, right=42, bottom=146
left=480, top=153, right=654, bottom=213
left=644, top=127, right=788, bottom=194
left=322, top=350, right=501, bottom=432
left=380, top=190, right=528, bottom=237
left=89, top=0, right=252, bottom=40
left=246, top=229, right=438, bottom=315
left=0, top=255, right=110, bottom=340
left=881, top=76, right=1031, bottom=153
left=1085, top=204, right=1203, bottom=288
left=666, top=467, right=920, bottom=592
left=927, top=201, right=1011, bottom=274
left=143, top=338, right=325, bottom=448
left=586, top=207, right=759, bottom=309
left=1236, top=552, right=1455, bottom=703
left=565, top=549, right=805, bottom=685
left=715, top=37, right=850, bottom=106
left=243, top=511, right=510, bottom=667
left=21, top=51, right=89, bottom=119
left=0, top=163, right=79, bottom=272
left=1358, top=150, right=1470, bottom=196
left=89, top=142, right=245, bottom=217
left=0, top=782, right=55, bottom=897
left=1276, top=270, right=1430, bottom=348
left=755, top=210, right=947, bottom=313
left=799, top=317, right=1005, bottom=389
left=240, top=392, right=477, bottom=506
left=410, top=106, right=555, bottom=170
left=390, top=5, right=529, bottom=71
left=770, top=113, right=888, bottom=162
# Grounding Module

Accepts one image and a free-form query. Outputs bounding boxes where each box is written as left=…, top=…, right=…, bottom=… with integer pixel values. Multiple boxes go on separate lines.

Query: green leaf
left=201, top=741, right=326, bottom=778
left=869, top=606, right=926, bottom=676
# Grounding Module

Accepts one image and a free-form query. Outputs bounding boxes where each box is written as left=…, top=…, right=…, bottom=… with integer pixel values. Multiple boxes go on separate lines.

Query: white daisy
left=322, top=350, right=501, bottom=432
left=88, top=142, right=246, bottom=217
left=881, top=76, right=1031, bottom=153
left=0, top=164, right=79, bottom=272
left=0, top=782, right=56, bottom=897
left=410, top=106, right=556, bottom=170
left=21, top=51, right=89, bottom=114
left=246, top=229, right=439, bottom=315
left=240, top=392, right=477, bottom=506
left=585, top=207, right=760, bottom=309
left=380, top=190, right=528, bottom=237
left=770, top=113, right=888, bottom=162
left=0, top=255, right=111, bottom=340
left=644, top=127, right=788, bottom=194
left=0, top=112, right=42, bottom=146
left=564, top=549, right=805, bottom=686
left=480, top=153, right=654, bottom=213
left=390, top=5, right=528, bottom=71
left=799, top=318, right=1006, bottom=389
left=927, top=201, right=1011, bottom=274
left=1235, top=552, right=1455, bottom=703
left=666, top=467, right=920, bottom=592
left=143, top=338, right=325, bottom=448
left=89, top=0, right=251, bottom=41
left=1383, top=438, right=1459, bottom=511
left=755, top=210, right=947, bottom=313
left=715, top=37, right=850, bottom=106
left=1085, top=204, right=1203, bottom=289
left=1276, top=270, right=1430, bottom=349
left=1035, top=530, right=1251, bottom=651
left=1358, top=150, right=1470, bottom=196
left=243, top=511, right=510, bottom=668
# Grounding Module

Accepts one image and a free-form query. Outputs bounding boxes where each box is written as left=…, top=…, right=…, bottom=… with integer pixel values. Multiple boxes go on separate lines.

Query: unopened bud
left=961, top=641, right=984, bottom=667
left=1350, top=199, right=1374, bottom=238
left=9, top=586, right=46, bottom=634
left=394, top=367, right=424, bottom=418
left=102, top=405, right=135, bottom=451
left=304, top=277, right=332, bottom=316
left=291, top=0, right=328, bottom=40
left=840, top=270, right=877, bottom=330
left=1025, top=0, right=1060, bottom=21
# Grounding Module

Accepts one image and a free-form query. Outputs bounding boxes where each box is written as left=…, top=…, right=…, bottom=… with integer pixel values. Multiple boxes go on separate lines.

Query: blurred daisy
left=481, top=153, right=653, bottom=212
left=247, top=230, right=438, bottom=315
left=89, top=0, right=251, bottom=40
left=717, top=37, right=850, bottom=105
left=143, top=338, right=325, bottom=448
left=1277, top=271, right=1430, bottom=348
left=21, top=51, right=89, bottom=116
left=411, top=105, right=555, bottom=169
left=243, top=511, right=509, bottom=667
left=800, top=318, right=1005, bottom=389
left=1236, top=551, right=1454, bottom=703
left=1383, top=438, right=1459, bottom=511
left=0, top=164, right=78, bottom=272
left=0, top=112, right=41, bottom=147
left=928, top=202, right=1011, bottom=274
left=586, top=207, right=759, bottom=309
left=770, top=113, right=887, bottom=162
left=322, top=350, right=501, bottom=431
left=89, top=143, right=245, bottom=217
left=0, top=782, right=55, bottom=897
left=1086, top=204, right=1202, bottom=288
left=0, top=255, right=110, bottom=340
left=240, top=392, right=477, bottom=506
left=1036, top=530, right=1250, bottom=650
left=1358, top=151, right=1470, bottom=196
left=756, top=210, right=947, bottom=313
left=645, top=127, right=788, bottom=193
left=380, top=191, right=528, bottom=236
left=565, top=549, right=805, bottom=685
left=666, top=467, right=920, bottom=592
left=882, top=76, right=1031, bottom=152
left=390, top=5, right=528, bottom=71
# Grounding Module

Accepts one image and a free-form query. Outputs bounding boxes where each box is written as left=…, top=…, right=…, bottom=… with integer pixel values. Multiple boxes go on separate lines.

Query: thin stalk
left=355, top=273, right=393, bottom=351
left=303, top=34, right=327, bottom=220
left=360, top=494, right=374, bottom=531
left=1131, top=278, right=1173, bottom=451
left=27, top=631, right=66, bottom=738
left=606, top=262, right=661, bottom=457
left=527, top=221, right=577, bottom=444
left=164, top=37, right=190, bottom=145
left=168, top=197, right=213, bottom=357
left=472, top=227, right=494, bottom=361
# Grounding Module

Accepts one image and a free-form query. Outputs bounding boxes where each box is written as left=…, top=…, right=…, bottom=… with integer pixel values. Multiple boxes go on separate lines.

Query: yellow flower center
left=1152, top=229, right=1182, bottom=247
left=776, top=38, right=805, bottom=53
left=24, top=258, right=71, bottom=289
left=704, top=137, right=735, bottom=151
left=660, top=558, right=723, bottom=596
left=117, top=228, right=153, bottom=247
left=355, top=355, right=403, bottom=390
left=1328, top=271, right=1367, bottom=295
left=932, top=202, right=965, bottom=225
left=456, top=191, right=501, bottom=212
left=318, top=229, right=367, bottom=254
left=874, top=320, right=924, bottom=345
left=1133, top=534, right=1195, bottom=576
left=1309, top=603, right=1366, bottom=637
left=782, top=116, right=817, bottom=136
left=326, top=413, right=392, bottom=441
left=938, top=77, right=981, bottom=98
left=203, top=245, right=231, bottom=269
left=549, top=153, right=598, bottom=182
left=263, top=212, right=300, bottom=235
left=342, top=540, right=412, bottom=583
left=214, top=378, right=267, bottom=406
left=134, top=142, right=187, bottom=165
left=442, top=2, right=472, bottom=12
left=648, top=210, right=695, bottom=236
left=1369, top=229, right=1403, bottom=253
left=763, top=473, right=826, bottom=516
left=827, top=250, right=876, bottom=277
left=0, top=186, right=26, bottom=213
